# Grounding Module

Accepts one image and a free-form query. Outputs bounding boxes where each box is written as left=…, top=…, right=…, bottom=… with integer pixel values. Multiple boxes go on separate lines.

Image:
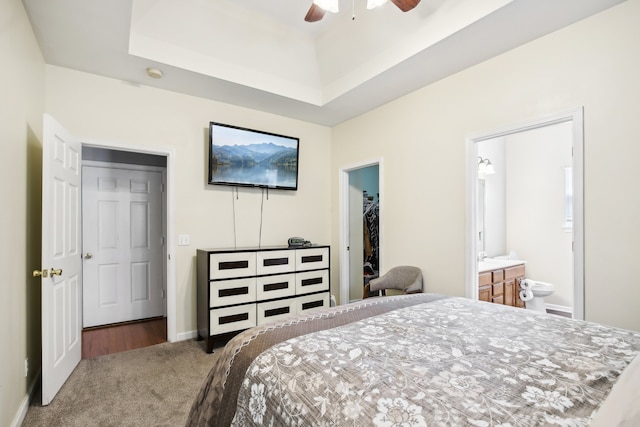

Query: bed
left=186, top=293, right=640, bottom=426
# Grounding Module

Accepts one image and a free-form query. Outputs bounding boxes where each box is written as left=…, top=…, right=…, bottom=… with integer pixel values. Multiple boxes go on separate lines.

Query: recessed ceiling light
left=146, top=68, right=163, bottom=79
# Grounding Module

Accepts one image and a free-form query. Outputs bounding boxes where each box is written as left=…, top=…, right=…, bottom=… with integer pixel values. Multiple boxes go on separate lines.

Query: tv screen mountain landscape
left=208, top=122, right=299, bottom=190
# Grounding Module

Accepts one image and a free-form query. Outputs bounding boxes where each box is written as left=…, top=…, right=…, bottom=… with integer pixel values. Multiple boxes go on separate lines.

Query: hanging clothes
left=363, top=199, right=379, bottom=273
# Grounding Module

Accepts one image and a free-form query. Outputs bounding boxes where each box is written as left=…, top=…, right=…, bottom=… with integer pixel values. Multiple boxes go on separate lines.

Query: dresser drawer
left=296, top=293, right=330, bottom=314
left=492, top=270, right=504, bottom=282
left=209, top=252, right=256, bottom=279
left=256, top=273, right=295, bottom=300
left=295, top=247, right=329, bottom=271
left=505, top=264, right=525, bottom=280
left=210, top=304, right=256, bottom=334
left=479, top=272, right=492, bottom=286
left=257, top=299, right=295, bottom=325
left=295, top=269, right=329, bottom=295
left=257, top=250, right=295, bottom=275
left=210, top=278, right=256, bottom=307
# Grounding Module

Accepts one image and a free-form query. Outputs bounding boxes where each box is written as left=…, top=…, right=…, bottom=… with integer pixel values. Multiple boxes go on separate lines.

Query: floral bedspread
left=229, top=296, right=640, bottom=426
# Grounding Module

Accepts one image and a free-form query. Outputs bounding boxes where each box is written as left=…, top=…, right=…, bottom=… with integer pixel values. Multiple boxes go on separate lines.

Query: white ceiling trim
left=23, top=0, right=627, bottom=126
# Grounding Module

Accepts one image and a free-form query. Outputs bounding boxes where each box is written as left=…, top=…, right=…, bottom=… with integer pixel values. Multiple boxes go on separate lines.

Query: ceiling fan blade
left=390, top=0, right=421, bottom=12
left=305, top=4, right=326, bottom=22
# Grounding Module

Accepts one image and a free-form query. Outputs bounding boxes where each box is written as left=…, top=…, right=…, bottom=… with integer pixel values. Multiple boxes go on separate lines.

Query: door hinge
left=160, top=236, right=165, bottom=245
left=161, top=183, right=165, bottom=192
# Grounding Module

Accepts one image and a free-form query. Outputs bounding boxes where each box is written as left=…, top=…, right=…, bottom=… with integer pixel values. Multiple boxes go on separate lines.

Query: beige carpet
left=23, top=340, right=220, bottom=427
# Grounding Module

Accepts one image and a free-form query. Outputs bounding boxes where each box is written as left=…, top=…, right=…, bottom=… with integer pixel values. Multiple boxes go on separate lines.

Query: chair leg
left=363, top=283, right=371, bottom=299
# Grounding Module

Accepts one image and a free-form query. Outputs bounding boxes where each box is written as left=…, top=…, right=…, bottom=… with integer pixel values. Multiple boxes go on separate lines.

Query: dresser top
left=197, top=244, right=329, bottom=253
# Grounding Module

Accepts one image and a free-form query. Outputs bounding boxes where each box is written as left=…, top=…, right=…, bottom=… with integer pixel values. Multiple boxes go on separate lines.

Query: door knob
left=84, top=253, right=93, bottom=259
left=33, top=269, right=49, bottom=278
left=50, top=268, right=63, bottom=276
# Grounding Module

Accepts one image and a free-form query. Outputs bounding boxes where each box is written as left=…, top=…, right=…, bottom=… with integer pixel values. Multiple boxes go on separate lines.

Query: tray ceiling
left=23, top=0, right=626, bottom=126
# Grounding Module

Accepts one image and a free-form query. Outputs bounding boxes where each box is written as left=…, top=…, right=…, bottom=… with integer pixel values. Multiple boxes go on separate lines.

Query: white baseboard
left=176, top=330, right=198, bottom=341
left=11, top=370, right=40, bottom=427
left=545, top=303, right=573, bottom=316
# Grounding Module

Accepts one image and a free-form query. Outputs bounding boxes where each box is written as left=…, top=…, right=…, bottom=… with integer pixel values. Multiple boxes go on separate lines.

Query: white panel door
left=40, top=114, right=82, bottom=405
left=82, top=165, right=164, bottom=327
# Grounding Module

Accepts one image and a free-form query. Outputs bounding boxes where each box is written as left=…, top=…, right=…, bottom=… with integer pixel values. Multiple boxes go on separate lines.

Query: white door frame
left=81, top=139, right=177, bottom=341
left=465, top=107, right=584, bottom=320
left=338, top=158, right=384, bottom=305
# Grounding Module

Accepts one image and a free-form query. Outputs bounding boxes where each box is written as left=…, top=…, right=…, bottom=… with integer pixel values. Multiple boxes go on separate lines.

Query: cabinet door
left=492, top=282, right=504, bottom=304
left=504, top=279, right=515, bottom=306
left=479, top=285, right=491, bottom=302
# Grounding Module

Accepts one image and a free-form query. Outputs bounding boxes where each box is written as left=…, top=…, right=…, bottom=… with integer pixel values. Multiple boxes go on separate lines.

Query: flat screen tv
left=208, top=122, right=299, bottom=191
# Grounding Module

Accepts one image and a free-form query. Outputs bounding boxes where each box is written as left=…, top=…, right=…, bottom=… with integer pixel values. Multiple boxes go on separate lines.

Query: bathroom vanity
left=478, top=259, right=526, bottom=308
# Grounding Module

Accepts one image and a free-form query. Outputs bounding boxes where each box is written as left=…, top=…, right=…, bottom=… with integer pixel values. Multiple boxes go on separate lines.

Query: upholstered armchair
left=363, top=265, right=423, bottom=299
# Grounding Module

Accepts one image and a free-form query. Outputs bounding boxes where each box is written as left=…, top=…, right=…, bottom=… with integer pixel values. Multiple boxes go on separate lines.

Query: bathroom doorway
left=466, top=108, right=584, bottom=319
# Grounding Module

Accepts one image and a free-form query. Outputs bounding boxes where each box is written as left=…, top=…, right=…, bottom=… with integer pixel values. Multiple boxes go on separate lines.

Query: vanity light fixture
left=478, top=157, right=495, bottom=177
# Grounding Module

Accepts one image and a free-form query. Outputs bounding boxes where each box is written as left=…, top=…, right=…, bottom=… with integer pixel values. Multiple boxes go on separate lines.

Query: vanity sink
left=478, top=258, right=525, bottom=273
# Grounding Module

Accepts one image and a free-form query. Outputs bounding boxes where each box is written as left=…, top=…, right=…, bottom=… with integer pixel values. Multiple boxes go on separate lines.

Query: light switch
left=178, top=234, right=190, bottom=246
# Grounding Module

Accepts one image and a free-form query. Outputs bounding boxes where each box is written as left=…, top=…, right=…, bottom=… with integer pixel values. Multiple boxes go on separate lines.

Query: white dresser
left=196, top=245, right=331, bottom=353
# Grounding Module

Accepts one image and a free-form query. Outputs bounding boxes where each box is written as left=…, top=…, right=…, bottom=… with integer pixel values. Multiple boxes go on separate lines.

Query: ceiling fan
left=305, top=0, right=421, bottom=22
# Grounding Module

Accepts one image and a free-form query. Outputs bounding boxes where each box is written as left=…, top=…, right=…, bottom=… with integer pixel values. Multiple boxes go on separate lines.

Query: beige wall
left=44, top=66, right=332, bottom=336
left=0, top=0, right=45, bottom=425
left=331, top=0, right=640, bottom=331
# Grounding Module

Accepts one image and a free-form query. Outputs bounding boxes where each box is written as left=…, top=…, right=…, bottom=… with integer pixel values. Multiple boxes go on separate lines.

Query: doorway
left=466, top=108, right=584, bottom=319
left=40, top=115, right=177, bottom=404
left=80, top=147, right=168, bottom=354
left=339, top=159, right=382, bottom=304
left=82, top=162, right=165, bottom=327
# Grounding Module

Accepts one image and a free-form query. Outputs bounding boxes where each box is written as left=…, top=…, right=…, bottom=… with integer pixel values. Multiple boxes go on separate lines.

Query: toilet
left=520, top=279, right=555, bottom=313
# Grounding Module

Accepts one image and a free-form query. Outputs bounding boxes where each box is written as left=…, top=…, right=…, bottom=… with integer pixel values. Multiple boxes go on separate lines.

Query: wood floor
left=81, top=317, right=167, bottom=359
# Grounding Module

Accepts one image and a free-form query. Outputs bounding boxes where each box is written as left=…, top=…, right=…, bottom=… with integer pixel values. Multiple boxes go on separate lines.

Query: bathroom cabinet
left=478, top=264, right=525, bottom=308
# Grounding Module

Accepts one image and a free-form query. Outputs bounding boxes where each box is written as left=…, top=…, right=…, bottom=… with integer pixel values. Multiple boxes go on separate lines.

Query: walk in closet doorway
left=339, top=159, right=382, bottom=304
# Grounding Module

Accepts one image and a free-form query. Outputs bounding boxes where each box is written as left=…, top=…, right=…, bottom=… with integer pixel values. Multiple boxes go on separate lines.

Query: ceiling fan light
left=367, top=0, right=389, bottom=9
left=313, top=0, right=339, bottom=13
